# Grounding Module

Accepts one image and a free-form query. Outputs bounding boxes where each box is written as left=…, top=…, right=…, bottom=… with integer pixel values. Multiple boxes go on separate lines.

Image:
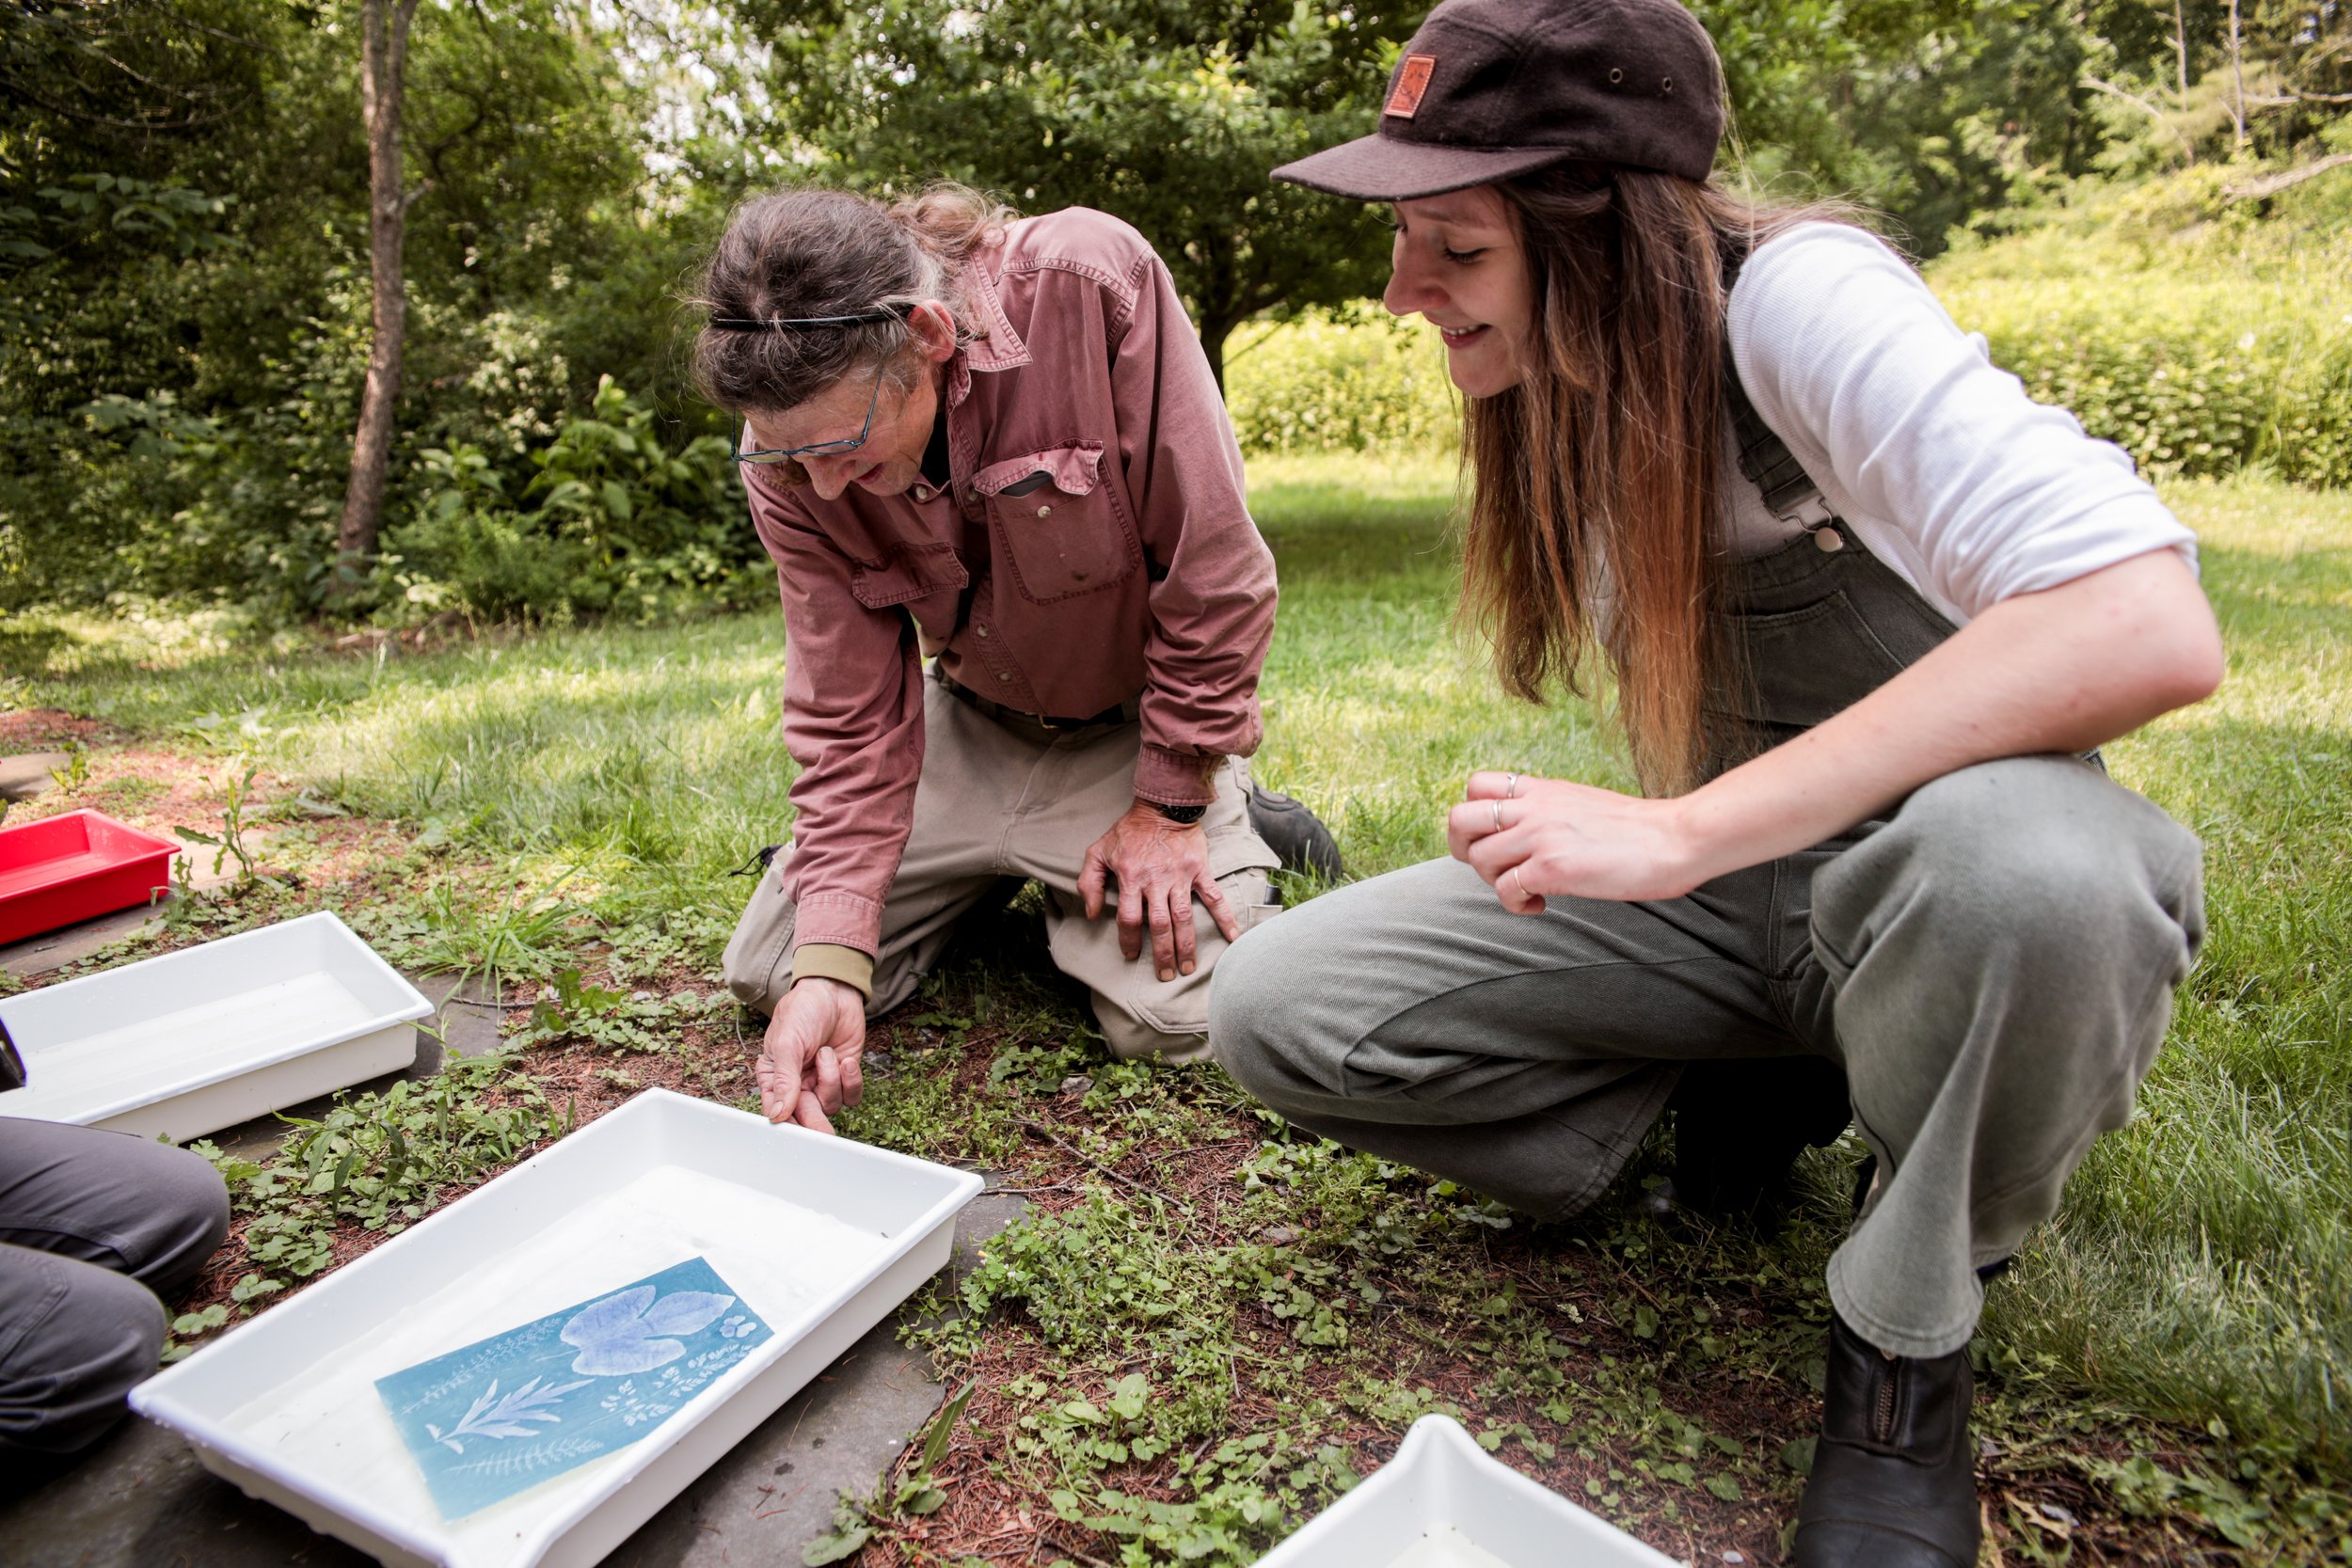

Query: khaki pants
left=723, top=673, right=1281, bottom=1061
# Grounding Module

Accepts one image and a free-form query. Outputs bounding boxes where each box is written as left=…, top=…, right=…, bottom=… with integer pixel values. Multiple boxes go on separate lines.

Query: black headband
left=707, top=306, right=911, bottom=333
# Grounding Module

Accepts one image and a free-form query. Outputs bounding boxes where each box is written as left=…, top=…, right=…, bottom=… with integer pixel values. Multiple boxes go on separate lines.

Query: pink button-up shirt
left=743, top=208, right=1279, bottom=960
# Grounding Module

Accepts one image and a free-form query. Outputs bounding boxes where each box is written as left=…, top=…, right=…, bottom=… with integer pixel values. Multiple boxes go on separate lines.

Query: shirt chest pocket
left=975, top=442, right=1142, bottom=604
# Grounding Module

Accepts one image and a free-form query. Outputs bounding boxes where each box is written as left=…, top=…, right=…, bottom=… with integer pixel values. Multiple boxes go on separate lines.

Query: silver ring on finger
left=1508, top=866, right=1527, bottom=903
left=1504, top=772, right=1520, bottom=800
left=1489, top=799, right=1504, bottom=833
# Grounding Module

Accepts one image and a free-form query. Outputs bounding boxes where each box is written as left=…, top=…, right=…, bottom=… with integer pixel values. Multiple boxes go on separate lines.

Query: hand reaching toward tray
left=755, top=976, right=866, bottom=1133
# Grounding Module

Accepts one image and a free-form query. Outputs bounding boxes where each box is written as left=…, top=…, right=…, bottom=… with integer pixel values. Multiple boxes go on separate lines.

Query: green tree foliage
left=0, top=0, right=745, bottom=619
left=748, top=0, right=1421, bottom=387
left=5, top=0, right=2347, bottom=621
left=1710, top=0, right=2352, bottom=251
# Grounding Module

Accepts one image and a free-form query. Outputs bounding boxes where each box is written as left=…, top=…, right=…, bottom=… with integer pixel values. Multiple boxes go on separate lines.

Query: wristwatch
left=1149, top=800, right=1208, bottom=825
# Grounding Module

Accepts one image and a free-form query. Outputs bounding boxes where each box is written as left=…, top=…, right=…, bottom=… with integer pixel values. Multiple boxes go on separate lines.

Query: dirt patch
left=0, top=708, right=122, bottom=751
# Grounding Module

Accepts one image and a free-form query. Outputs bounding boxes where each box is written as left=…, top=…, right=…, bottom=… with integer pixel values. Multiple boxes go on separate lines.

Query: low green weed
left=172, top=756, right=273, bottom=887
left=509, top=964, right=727, bottom=1053
left=345, top=858, right=585, bottom=983
left=1067, top=1428, right=1364, bottom=1564
left=180, top=1051, right=565, bottom=1338
left=44, top=741, right=88, bottom=795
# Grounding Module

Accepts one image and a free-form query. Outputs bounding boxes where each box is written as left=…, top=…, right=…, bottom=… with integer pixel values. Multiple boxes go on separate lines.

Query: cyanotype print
left=374, top=1256, right=772, bottom=1518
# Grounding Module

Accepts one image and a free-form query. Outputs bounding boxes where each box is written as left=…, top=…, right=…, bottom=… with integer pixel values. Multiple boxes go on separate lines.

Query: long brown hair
left=691, top=182, right=1018, bottom=420
left=1459, top=164, right=1833, bottom=794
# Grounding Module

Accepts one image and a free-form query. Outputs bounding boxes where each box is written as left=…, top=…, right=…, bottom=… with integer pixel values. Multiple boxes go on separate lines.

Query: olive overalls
left=1210, top=380, right=2207, bottom=1359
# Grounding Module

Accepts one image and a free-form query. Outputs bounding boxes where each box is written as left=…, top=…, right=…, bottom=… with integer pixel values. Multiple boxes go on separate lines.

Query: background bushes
left=1225, top=163, right=2352, bottom=489
left=1934, top=158, right=2352, bottom=487
left=386, top=379, right=767, bottom=627
left=1221, top=312, right=1459, bottom=458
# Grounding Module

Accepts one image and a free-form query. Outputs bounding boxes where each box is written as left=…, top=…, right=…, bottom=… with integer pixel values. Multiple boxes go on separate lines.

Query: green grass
left=1979, top=475, right=2352, bottom=1471
left=1248, top=452, right=1633, bottom=879
left=5, top=458, right=2350, bottom=1524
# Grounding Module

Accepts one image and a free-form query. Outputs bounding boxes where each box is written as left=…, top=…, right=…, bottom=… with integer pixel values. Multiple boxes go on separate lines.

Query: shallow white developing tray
left=0, top=911, right=432, bottom=1144
left=1260, top=1415, right=1681, bottom=1568
left=133, top=1087, right=985, bottom=1568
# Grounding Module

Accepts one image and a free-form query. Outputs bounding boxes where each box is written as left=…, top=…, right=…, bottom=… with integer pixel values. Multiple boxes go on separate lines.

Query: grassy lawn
left=3, top=456, right=2348, bottom=1564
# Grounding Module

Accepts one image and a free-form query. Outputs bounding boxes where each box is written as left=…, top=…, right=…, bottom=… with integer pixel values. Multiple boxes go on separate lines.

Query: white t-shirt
left=1723, top=222, right=2197, bottom=626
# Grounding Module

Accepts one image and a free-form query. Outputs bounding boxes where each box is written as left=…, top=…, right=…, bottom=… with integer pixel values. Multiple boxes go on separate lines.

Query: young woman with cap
left=695, top=185, right=1337, bottom=1118
left=1208, top=1, right=2218, bottom=1562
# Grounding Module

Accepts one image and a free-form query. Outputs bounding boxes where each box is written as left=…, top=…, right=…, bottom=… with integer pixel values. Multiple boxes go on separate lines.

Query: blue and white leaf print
left=376, top=1257, right=772, bottom=1520
left=429, top=1375, right=593, bottom=1452
left=560, top=1284, right=737, bottom=1375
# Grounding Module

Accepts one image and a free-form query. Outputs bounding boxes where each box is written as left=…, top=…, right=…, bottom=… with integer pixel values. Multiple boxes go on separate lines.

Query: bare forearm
left=1671, top=549, right=2223, bottom=883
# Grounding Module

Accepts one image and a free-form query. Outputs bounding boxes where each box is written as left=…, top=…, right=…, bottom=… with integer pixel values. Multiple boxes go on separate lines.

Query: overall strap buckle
left=1724, top=363, right=1828, bottom=519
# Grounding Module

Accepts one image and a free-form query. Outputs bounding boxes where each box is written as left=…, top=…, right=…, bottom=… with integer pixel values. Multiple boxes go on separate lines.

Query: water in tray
left=225, top=1164, right=893, bottom=1559
left=21, top=971, right=376, bottom=1103
left=1385, top=1525, right=1525, bottom=1568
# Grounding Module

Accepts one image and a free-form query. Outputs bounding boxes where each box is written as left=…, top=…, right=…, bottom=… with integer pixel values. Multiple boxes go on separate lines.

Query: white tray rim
left=0, top=910, right=434, bottom=1128
left=1257, top=1413, right=1683, bottom=1568
left=132, top=1087, right=986, bottom=1568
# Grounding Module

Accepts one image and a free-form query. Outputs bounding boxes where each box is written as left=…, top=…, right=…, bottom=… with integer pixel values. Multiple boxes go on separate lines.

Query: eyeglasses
left=730, top=359, right=891, bottom=466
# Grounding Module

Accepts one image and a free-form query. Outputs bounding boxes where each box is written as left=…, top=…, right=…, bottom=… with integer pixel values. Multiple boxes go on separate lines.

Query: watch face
left=1152, top=801, right=1208, bottom=824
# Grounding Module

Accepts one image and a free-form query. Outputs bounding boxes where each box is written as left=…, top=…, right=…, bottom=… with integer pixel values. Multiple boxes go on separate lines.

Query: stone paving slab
left=0, top=752, right=71, bottom=801
left=0, top=898, right=173, bottom=980
left=0, top=1187, right=1027, bottom=1568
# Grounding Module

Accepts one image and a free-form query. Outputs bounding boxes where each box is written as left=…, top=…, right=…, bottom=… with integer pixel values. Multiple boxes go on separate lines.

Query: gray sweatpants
left=1210, top=755, right=2204, bottom=1357
left=0, top=1119, right=230, bottom=1453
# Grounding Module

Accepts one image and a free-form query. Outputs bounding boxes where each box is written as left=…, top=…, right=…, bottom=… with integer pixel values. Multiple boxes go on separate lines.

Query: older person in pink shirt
left=694, top=183, right=1329, bottom=1130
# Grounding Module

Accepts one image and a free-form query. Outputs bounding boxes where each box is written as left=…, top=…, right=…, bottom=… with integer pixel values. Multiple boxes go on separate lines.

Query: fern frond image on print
left=373, top=1257, right=772, bottom=1519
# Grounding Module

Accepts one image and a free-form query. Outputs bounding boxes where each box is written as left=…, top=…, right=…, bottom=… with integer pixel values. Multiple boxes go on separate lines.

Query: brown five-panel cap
left=1271, top=0, right=1726, bottom=200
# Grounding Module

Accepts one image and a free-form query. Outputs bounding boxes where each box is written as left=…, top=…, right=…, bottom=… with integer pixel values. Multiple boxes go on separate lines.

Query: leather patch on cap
left=1385, top=55, right=1437, bottom=119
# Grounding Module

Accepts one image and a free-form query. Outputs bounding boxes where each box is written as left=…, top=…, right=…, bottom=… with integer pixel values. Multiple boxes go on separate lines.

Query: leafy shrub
left=1930, top=164, right=2352, bottom=486
left=1224, top=310, right=1459, bottom=457
left=1938, top=270, right=2352, bottom=486
left=386, top=377, right=765, bottom=626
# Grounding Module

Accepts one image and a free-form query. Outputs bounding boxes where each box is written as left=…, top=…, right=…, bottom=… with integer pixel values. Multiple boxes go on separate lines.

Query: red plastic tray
left=0, top=809, right=178, bottom=946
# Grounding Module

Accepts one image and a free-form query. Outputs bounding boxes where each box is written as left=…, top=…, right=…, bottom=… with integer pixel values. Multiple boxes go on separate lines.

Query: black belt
left=936, top=670, right=1136, bottom=732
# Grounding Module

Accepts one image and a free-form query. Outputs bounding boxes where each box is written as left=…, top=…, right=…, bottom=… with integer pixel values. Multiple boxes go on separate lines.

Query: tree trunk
left=2227, top=0, right=2249, bottom=150
left=1200, top=314, right=1234, bottom=399
left=2172, top=0, right=2189, bottom=105
left=334, top=0, right=421, bottom=598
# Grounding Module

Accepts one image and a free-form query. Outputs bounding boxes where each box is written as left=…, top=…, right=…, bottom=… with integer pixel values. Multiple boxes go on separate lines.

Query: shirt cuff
left=1132, top=744, right=1220, bottom=807
left=789, top=942, right=875, bottom=999
left=790, top=889, right=884, bottom=955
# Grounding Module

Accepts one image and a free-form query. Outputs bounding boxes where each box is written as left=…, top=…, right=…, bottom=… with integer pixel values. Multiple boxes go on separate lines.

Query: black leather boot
left=1669, top=1054, right=1851, bottom=1219
left=1792, top=1312, right=1981, bottom=1568
left=1244, top=780, right=1345, bottom=884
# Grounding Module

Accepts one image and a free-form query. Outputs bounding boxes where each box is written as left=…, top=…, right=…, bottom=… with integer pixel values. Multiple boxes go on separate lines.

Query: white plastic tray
left=1260, top=1415, right=1681, bottom=1568
left=132, top=1087, right=985, bottom=1568
left=0, top=911, right=432, bottom=1143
